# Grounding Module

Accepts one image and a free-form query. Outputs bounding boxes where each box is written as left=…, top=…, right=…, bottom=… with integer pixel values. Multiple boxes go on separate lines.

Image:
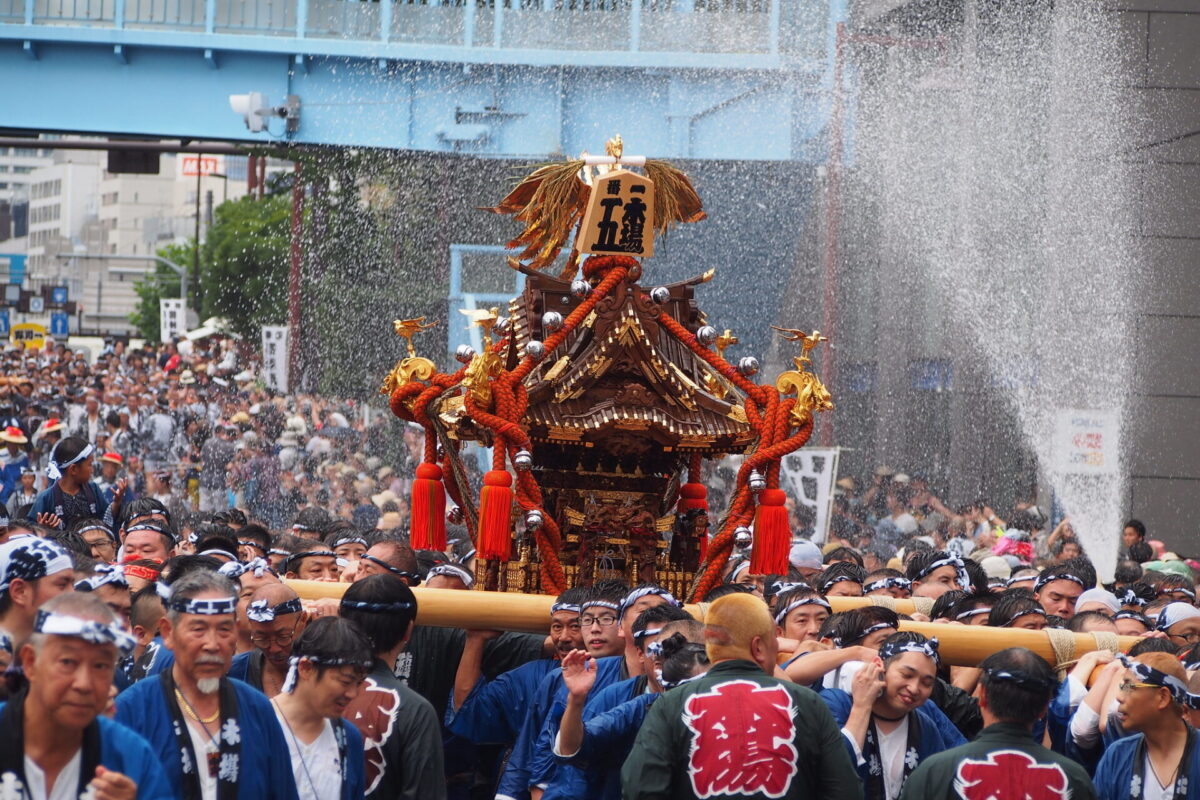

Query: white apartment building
left=0, top=143, right=55, bottom=223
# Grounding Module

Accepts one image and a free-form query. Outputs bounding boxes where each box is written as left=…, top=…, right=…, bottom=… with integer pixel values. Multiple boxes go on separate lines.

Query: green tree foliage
left=128, top=242, right=188, bottom=341
left=199, top=194, right=291, bottom=340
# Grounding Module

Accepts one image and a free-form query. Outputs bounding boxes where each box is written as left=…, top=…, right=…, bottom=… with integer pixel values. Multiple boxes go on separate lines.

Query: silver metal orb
left=454, top=344, right=476, bottom=363
left=541, top=311, right=564, bottom=333
left=748, top=469, right=766, bottom=493
left=513, top=449, right=533, bottom=470
left=650, top=286, right=670, bottom=304
left=494, top=316, right=511, bottom=335
left=447, top=506, right=465, bottom=525
left=738, top=356, right=760, bottom=377
left=696, top=325, right=718, bottom=346
left=525, top=510, right=544, bottom=529
left=571, top=280, right=591, bottom=299
left=524, top=340, right=546, bottom=361
left=734, top=526, right=753, bottom=548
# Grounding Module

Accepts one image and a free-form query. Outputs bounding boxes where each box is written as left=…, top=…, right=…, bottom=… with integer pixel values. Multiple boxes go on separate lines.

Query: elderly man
left=115, top=570, right=298, bottom=800
left=0, top=592, right=172, bottom=800
left=621, top=593, right=863, bottom=800
left=230, top=583, right=306, bottom=696
left=0, top=536, right=77, bottom=648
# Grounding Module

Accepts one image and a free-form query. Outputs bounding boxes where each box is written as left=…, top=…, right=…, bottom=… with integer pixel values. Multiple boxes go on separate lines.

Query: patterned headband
left=340, top=599, right=416, bottom=614
left=632, top=627, right=663, bottom=641
left=915, top=556, right=970, bottom=594
left=619, top=587, right=680, bottom=617
left=819, top=574, right=861, bottom=593
left=34, top=609, right=136, bottom=655
left=76, top=524, right=115, bottom=542
left=331, top=536, right=368, bottom=549
left=427, top=564, right=475, bottom=588
left=1115, top=610, right=1149, bottom=624
left=1033, top=572, right=1087, bottom=594
left=954, top=607, right=993, bottom=622
left=774, top=596, right=831, bottom=625
left=582, top=600, right=620, bottom=613
left=863, top=577, right=911, bottom=594
left=285, top=549, right=338, bottom=572
left=74, top=564, right=128, bottom=592
left=1120, top=589, right=1149, bottom=607
left=835, top=621, right=895, bottom=647
left=550, top=602, right=582, bottom=616
left=245, top=597, right=303, bottom=623
left=878, top=636, right=940, bottom=665
left=1160, top=585, right=1197, bottom=600
left=282, top=654, right=374, bottom=694
left=769, top=581, right=809, bottom=596
left=984, top=667, right=1055, bottom=694
left=218, top=558, right=274, bottom=580
left=238, top=539, right=267, bottom=552
left=167, top=595, right=237, bottom=616
left=998, top=605, right=1047, bottom=627
left=728, top=561, right=750, bottom=582
left=0, top=538, right=73, bottom=594
left=1118, top=654, right=1200, bottom=709
left=47, top=442, right=94, bottom=480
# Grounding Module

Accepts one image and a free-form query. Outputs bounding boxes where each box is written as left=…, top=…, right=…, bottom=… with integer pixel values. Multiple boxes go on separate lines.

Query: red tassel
left=477, top=470, right=514, bottom=560
left=677, top=482, right=708, bottom=512
left=410, top=462, right=447, bottom=550
left=750, top=488, right=790, bottom=575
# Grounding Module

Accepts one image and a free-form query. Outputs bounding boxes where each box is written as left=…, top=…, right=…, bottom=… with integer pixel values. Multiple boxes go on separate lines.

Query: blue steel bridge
left=0, top=0, right=846, bottom=159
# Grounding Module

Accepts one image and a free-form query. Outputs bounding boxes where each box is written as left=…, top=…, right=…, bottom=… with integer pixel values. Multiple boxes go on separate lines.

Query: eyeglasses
left=1169, top=632, right=1200, bottom=645
left=580, top=614, right=618, bottom=628
left=249, top=621, right=301, bottom=647
left=1118, top=680, right=1164, bottom=693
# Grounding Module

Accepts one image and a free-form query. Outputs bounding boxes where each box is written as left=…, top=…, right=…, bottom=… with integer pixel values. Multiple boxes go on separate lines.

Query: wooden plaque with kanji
left=577, top=169, right=656, bottom=258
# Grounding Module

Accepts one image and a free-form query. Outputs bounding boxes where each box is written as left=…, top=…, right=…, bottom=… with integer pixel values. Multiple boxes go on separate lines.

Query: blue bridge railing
left=0, top=0, right=832, bottom=62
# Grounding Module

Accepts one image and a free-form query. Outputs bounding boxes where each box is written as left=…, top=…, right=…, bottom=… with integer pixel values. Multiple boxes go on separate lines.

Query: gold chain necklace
left=175, top=687, right=220, bottom=724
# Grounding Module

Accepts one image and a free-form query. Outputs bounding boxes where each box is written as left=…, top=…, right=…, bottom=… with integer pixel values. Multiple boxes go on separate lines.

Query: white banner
left=778, top=447, right=841, bottom=544
left=159, top=298, right=184, bottom=343
left=262, top=326, right=289, bottom=392
left=1053, top=409, right=1119, bottom=475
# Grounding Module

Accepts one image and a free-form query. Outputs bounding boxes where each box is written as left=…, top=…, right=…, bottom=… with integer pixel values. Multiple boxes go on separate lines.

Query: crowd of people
left=1, top=337, right=1199, bottom=800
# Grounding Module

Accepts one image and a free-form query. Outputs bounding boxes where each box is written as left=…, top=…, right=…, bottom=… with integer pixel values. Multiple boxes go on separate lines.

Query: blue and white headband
left=167, top=595, right=237, bottom=616
left=282, top=654, right=374, bottom=694
left=550, top=602, right=582, bottom=616
left=581, top=600, right=620, bottom=614
left=33, top=609, right=136, bottom=655
left=863, top=576, right=912, bottom=594
left=774, top=596, right=831, bottom=625
left=1033, top=571, right=1087, bottom=594
left=1120, top=588, right=1149, bottom=607
left=819, top=574, right=861, bottom=594
left=46, top=443, right=94, bottom=481
left=954, top=607, right=992, bottom=622
left=728, top=561, right=750, bottom=582
left=76, top=523, right=115, bottom=543
left=331, top=536, right=368, bottom=549
left=835, top=621, right=895, bottom=648
left=769, top=581, right=809, bottom=596
left=1160, top=585, right=1197, bottom=600
left=246, top=597, right=303, bottom=623
left=427, top=563, right=475, bottom=589
left=1118, top=654, right=1200, bottom=709
left=632, top=627, right=664, bottom=642
left=1154, top=602, right=1200, bottom=633
left=340, top=599, right=416, bottom=614
left=915, top=556, right=970, bottom=594
left=878, top=636, right=940, bottom=665
left=218, top=558, right=274, bottom=579
left=74, top=564, right=128, bottom=592
left=0, top=538, right=73, bottom=594
left=619, top=587, right=680, bottom=617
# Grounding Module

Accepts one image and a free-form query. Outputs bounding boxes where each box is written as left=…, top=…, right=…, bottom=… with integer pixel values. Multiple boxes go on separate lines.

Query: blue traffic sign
left=49, top=312, right=69, bottom=337
left=50, top=286, right=68, bottom=306
left=0, top=310, right=8, bottom=336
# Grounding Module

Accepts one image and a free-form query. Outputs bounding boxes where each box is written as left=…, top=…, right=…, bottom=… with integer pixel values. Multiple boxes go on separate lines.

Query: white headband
left=47, top=443, right=95, bottom=481
left=34, top=609, right=136, bottom=654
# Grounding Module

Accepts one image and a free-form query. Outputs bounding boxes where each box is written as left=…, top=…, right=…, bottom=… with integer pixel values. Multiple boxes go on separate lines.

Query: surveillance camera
left=228, top=92, right=269, bottom=133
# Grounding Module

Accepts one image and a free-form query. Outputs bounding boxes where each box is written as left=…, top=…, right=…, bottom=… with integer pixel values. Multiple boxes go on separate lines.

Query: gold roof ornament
left=484, top=136, right=706, bottom=275
left=772, top=327, right=834, bottom=426
left=460, top=307, right=504, bottom=407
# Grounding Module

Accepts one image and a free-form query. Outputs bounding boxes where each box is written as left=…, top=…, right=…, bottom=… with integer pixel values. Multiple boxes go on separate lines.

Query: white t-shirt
left=23, top=751, right=81, bottom=800
left=844, top=717, right=910, bottom=800
left=273, top=711, right=343, bottom=800
left=185, top=721, right=219, bottom=800
left=1142, top=753, right=1175, bottom=800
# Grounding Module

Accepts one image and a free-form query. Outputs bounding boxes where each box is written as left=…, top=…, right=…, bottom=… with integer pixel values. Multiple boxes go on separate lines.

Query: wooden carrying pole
left=286, top=581, right=1139, bottom=666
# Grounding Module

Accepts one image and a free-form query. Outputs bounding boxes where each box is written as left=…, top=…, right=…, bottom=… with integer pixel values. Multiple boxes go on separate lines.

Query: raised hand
left=561, top=649, right=596, bottom=699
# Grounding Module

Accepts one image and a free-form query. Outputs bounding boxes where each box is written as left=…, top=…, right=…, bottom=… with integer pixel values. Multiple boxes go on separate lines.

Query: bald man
left=230, top=583, right=307, bottom=696
left=621, top=594, right=863, bottom=800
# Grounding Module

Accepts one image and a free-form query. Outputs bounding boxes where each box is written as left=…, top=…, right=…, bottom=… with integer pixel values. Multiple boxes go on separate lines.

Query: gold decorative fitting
left=714, top=329, right=738, bottom=358
left=381, top=317, right=438, bottom=395
left=773, top=327, right=834, bottom=426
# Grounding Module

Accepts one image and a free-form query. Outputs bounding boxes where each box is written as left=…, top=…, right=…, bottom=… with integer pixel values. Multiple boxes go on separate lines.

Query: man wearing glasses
left=233, top=584, right=307, bottom=697
left=1155, top=602, right=1200, bottom=647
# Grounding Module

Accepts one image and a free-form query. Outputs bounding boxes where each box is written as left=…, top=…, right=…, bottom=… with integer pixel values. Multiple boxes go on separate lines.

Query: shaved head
left=250, top=583, right=300, bottom=606
left=704, top=593, right=774, bottom=664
